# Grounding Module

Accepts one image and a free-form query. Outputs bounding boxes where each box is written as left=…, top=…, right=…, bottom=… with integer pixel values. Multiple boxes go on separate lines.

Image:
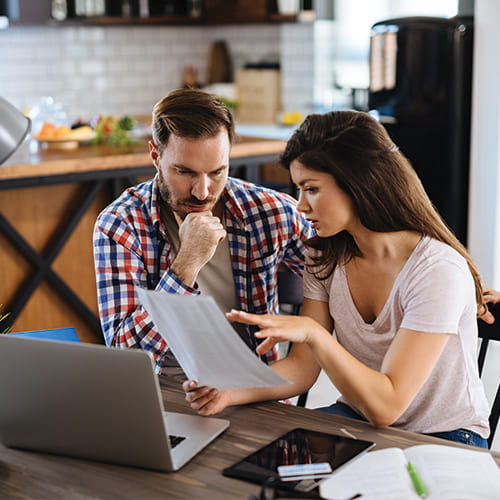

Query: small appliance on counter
left=236, top=62, right=281, bottom=124
left=0, top=97, right=31, bottom=164
left=369, top=16, right=473, bottom=244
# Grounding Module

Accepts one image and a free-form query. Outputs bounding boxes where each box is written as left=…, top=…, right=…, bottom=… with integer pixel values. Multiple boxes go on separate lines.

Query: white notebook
left=319, top=444, right=500, bottom=500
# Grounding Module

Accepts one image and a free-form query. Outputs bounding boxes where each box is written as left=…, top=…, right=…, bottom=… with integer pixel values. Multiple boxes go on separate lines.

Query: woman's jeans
left=317, top=402, right=489, bottom=449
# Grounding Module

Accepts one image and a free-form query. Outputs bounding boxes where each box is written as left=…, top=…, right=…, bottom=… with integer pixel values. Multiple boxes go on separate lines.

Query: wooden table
left=0, top=377, right=497, bottom=500
left=0, top=137, right=287, bottom=343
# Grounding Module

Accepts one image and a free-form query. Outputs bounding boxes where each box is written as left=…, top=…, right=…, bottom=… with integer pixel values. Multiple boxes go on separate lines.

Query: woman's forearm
left=308, top=329, right=397, bottom=426
left=227, top=345, right=321, bottom=407
left=307, top=327, right=450, bottom=428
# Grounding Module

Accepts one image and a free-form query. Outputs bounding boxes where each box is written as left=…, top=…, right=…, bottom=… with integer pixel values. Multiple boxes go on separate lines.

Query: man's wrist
left=161, top=266, right=200, bottom=294
left=170, top=255, right=201, bottom=288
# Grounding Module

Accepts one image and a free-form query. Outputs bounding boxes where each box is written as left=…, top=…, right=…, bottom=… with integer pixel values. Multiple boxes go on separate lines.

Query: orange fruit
left=54, top=125, right=72, bottom=137
left=38, top=122, right=56, bottom=138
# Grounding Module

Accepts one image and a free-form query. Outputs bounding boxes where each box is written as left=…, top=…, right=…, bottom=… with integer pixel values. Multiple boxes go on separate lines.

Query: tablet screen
left=223, top=428, right=375, bottom=494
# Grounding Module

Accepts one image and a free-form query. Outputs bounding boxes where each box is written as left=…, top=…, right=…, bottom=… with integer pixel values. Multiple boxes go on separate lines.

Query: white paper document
left=136, top=288, right=291, bottom=391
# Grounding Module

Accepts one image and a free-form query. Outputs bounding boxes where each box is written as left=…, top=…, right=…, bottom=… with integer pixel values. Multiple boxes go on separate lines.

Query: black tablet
left=223, top=428, right=375, bottom=495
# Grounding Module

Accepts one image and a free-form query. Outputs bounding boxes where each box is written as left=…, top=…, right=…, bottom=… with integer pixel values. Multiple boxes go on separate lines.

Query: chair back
left=277, top=269, right=308, bottom=407
left=477, top=304, right=500, bottom=448
left=277, top=270, right=304, bottom=316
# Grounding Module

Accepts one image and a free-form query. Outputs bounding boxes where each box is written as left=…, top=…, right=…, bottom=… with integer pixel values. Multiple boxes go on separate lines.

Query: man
left=93, top=88, right=312, bottom=374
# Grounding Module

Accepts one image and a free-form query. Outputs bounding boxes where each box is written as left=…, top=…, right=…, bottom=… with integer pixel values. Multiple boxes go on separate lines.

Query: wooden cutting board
left=207, top=40, right=232, bottom=84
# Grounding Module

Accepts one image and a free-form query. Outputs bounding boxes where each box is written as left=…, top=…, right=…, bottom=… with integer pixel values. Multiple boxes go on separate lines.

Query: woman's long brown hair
left=280, top=110, right=486, bottom=313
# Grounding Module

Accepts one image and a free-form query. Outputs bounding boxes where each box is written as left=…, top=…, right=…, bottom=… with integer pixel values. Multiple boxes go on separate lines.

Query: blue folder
left=7, top=327, right=80, bottom=343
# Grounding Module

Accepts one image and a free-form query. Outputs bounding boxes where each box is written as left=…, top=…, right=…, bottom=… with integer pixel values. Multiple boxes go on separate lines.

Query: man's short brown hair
left=151, top=88, right=235, bottom=155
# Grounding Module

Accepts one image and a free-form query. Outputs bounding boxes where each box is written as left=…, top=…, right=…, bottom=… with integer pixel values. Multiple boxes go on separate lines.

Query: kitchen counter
left=0, top=135, right=287, bottom=343
left=1, top=135, right=287, bottom=184
left=235, top=123, right=297, bottom=140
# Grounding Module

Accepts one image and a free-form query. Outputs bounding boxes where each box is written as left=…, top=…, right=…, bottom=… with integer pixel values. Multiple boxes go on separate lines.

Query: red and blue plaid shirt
left=93, top=176, right=311, bottom=372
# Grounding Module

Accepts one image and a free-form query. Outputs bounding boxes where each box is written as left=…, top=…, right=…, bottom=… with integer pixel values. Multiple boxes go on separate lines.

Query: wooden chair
left=277, top=269, right=308, bottom=407
left=477, top=303, right=500, bottom=448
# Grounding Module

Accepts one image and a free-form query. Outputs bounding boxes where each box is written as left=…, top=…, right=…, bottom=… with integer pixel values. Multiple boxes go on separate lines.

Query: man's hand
left=483, top=287, right=500, bottom=305
left=480, top=287, right=500, bottom=324
left=170, top=211, right=226, bottom=287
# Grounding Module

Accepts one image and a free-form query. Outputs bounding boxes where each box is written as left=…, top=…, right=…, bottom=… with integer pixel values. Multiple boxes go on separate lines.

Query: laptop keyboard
left=169, top=434, right=186, bottom=449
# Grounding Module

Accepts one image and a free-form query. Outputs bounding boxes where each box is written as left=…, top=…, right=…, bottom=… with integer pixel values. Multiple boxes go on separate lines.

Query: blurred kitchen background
left=1, top=0, right=500, bottom=449
left=0, top=0, right=462, bottom=123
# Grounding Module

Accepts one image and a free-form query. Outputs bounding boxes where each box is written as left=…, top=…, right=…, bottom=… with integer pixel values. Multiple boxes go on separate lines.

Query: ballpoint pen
left=407, top=462, right=429, bottom=498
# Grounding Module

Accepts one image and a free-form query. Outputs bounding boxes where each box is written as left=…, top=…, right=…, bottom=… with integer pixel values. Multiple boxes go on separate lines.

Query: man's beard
left=158, top=173, right=219, bottom=221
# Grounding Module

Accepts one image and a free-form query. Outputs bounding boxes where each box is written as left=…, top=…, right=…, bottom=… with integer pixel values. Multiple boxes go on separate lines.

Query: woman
left=184, top=110, right=492, bottom=448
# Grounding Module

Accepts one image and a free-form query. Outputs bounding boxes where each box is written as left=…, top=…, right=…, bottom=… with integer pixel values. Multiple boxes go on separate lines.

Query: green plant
left=219, top=97, right=239, bottom=111
left=91, top=115, right=137, bottom=146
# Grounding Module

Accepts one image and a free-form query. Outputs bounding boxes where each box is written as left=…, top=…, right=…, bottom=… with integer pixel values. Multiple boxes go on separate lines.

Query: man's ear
left=149, top=140, right=160, bottom=171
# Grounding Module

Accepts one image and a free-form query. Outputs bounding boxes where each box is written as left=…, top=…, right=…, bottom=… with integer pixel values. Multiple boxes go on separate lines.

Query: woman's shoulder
left=304, top=248, right=340, bottom=296
left=406, top=236, right=470, bottom=282
left=417, top=236, right=466, bottom=263
left=399, top=237, right=476, bottom=316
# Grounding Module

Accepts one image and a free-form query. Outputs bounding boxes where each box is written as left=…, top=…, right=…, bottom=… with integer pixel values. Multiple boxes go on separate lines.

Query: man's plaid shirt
left=93, top=176, right=312, bottom=372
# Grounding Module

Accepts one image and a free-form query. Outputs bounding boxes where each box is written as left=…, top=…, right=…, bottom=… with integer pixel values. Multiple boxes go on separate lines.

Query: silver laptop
left=0, top=335, right=229, bottom=471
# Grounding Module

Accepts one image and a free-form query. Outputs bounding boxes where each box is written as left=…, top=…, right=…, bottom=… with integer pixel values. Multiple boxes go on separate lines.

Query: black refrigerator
left=368, top=16, right=473, bottom=244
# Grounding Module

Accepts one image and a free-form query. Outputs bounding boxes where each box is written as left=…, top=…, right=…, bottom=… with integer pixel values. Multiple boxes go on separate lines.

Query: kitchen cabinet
left=90, top=0, right=297, bottom=25
left=203, top=0, right=290, bottom=24
left=2, top=0, right=52, bottom=25
left=3, top=0, right=297, bottom=26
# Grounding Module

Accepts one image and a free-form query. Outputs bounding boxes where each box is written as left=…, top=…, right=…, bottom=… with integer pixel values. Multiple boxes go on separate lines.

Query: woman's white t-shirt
left=303, top=236, right=490, bottom=437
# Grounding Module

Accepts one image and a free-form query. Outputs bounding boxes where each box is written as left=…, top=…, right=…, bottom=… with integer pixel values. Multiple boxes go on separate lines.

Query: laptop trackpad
left=163, top=411, right=229, bottom=470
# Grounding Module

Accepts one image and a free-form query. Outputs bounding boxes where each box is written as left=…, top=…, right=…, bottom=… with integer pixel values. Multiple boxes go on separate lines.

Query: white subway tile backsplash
left=106, top=27, right=130, bottom=42
left=102, top=59, right=123, bottom=73
left=90, top=76, right=107, bottom=90
left=80, top=59, right=107, bottom=75
left=91, top=44, right=116, bottom=58
left=64, top=43, right=90, bottom=59
left=58, top=27, right=78, bottom=42
left=7, top=45, right=34, bottom=60
left=79, top=26, right=106, bottom=42
left=130, top=27, right=153, bottom=43
left=1, top=22, right=316, bottom=119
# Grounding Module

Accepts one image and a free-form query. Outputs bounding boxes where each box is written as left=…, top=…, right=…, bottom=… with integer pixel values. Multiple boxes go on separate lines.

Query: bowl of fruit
left=34, top=122, right=95, bottom=150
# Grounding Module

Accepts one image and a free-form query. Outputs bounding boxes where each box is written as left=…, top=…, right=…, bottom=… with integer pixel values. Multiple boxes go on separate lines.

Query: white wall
left=468, top=0, right=500, bottom=290
left=468, top=0, right=500, bottom=452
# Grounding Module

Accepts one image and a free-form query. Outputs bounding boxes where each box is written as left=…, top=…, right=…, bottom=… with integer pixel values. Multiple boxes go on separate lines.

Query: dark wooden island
left=0, top=136, right=287, bottom=343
